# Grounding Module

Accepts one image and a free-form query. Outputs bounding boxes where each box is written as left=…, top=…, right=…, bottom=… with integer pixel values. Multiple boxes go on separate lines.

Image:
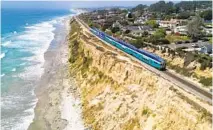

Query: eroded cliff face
left=68, top=19, right=212, bottom=130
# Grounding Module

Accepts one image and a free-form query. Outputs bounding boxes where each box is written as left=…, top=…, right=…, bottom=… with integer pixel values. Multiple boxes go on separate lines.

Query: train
left=90, top=27, right=166, bottom=70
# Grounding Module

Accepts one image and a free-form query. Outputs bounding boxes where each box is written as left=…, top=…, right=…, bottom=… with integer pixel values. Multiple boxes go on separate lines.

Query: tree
left=130, top=38, right=144, bottom=48
left=145, top=20, right=158, bottom=28
left=122, top=9, right=128, bottom=14
left=131, top=4, right=147, bottom=12
left=111, top=27, right=120, bottom=33
left=148, top=28, right=167, bottom=44
left=124, top=29, right=130, bottom=34
left=175, top=1, right=212, bottom=11
left=154, top=28, right=166, bottom=38
left=200, top=10, right=212, bottom=20
left=177, top=12, right=195, bottom=19
left=175, top=1, right=195, bottom=11
left=187, top=15, right=203, bottom=39
left=149, top=1, right=175, bottom=14
left=158, top=39, right=170, bottom=45
left=142, top=31, right=149, bottom=37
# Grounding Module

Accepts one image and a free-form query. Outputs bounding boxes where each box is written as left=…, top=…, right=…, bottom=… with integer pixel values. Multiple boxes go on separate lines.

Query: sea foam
left=1, top=15, right=69, bottom=130
left=11, top=68, right=16, bottom=72
left=1, top=53, right=5, bottom=59
left=1, top=40, right=12, bottom=47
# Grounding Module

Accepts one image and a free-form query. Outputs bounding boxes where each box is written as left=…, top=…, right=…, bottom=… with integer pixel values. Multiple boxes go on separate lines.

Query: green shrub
left=158, top=38, right=170, bottom=45
left=161, top=49, right=166, bottom=53
left=199, top=77, right=212, bottom=87
left=194, top=54, right=212, bottom=70
left=167, top=62, right=192, bottom=77
left=130, top=38, right=144, bottom=48
left=111, top=27, right=120, bottom=33
left=145, top=20, right=159, bottom=28
left=142, top=107, right=152, bottom=116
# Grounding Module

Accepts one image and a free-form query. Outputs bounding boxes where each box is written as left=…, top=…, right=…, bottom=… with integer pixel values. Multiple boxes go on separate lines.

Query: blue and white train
left=90, top=28, right=166, bottom=70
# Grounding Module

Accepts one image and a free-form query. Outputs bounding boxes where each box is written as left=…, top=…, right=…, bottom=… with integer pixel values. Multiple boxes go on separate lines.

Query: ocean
left=1, top=8, right=72, bottom=130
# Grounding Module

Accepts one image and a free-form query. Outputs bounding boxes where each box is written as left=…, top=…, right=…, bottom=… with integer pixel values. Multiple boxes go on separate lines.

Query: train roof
left=91, top=28, right=165, bottom=63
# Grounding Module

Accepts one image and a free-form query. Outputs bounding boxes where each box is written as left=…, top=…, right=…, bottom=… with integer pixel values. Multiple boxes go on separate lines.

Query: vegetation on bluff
left=68, top=19, right=212, bottom=130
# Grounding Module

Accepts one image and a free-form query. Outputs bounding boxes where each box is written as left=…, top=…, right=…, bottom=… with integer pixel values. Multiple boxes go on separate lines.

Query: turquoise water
left=1, top=8, right=72, bottom=130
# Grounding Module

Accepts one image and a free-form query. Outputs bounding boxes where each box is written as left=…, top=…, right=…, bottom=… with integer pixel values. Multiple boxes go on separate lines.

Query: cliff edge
left=68, top=19, right=212, bottom=130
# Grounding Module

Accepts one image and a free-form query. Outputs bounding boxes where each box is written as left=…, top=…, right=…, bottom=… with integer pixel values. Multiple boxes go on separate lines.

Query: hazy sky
left=2, top=1, right=181, bottom=10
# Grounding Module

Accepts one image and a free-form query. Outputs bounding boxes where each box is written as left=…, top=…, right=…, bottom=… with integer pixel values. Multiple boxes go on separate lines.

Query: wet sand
left=28, top=16, right=85, bottom=130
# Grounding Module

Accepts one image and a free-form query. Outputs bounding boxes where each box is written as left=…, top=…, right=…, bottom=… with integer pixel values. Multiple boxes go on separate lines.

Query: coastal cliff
left=68, top=19, right=212, bottom=130
left=143, top=47, right=212, bottom=88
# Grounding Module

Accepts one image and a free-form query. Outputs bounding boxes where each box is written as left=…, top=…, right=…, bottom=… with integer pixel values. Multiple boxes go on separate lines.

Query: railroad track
left=164, top=71, right=212, bottom=99
left=75, top=16, right=212, bottom=104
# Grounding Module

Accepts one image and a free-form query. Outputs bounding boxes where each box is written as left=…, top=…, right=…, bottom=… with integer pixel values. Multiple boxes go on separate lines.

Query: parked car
left=191, top=39, right=198, bottom=43
left=184, top=40, right=190, bottom=43
left=175, top=41, right=182, bottom=44
left=201, top=38, right=209, bottom=42
left=191, top=43, right=199, bottom=48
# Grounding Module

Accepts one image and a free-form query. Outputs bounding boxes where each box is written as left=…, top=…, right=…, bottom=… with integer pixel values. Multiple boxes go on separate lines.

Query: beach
left=27, top=16, right=85, bottom=130
left=1, top=9, right=73, bottom=130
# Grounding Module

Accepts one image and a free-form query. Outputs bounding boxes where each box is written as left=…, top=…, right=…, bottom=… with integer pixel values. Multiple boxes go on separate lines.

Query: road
left=162, top=41, right=210, bottom=50
left=75, top=16, right=212, bottom=104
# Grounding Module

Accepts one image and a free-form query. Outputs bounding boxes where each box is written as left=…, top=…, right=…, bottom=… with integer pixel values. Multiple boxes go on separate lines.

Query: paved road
left=75, top=16, right=212, bottom=104
left=162, top=42, right=210, bottom=50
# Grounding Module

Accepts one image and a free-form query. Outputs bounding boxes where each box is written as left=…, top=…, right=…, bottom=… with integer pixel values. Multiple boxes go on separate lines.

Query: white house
left=134, top=17, right=147, bottom=25
left=159, top=19, right=187, bottom=29
left=203, top=27, right=212, bottom=35
left=174, top=26, right=188, bottom=35
left=112, top=21, right=122, bottom=28
left=159, top=19, right=178, bottom=29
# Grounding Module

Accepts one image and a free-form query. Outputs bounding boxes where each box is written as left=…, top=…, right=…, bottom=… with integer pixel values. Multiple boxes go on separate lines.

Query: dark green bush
left=111, top=27, right=120, bottom=33
left=199, top=77, right=212, bottom=87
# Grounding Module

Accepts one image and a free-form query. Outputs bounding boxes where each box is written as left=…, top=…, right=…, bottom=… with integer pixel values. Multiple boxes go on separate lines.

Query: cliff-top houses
left=158, top=19, right=187, bottom=29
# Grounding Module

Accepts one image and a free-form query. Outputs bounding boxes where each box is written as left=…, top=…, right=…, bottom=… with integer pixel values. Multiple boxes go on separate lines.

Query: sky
left=1, top=1, right=181, bottom=10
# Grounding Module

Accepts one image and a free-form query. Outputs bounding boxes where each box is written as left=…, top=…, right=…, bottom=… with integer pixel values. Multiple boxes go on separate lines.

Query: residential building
left=112, top=21, right=122, bottom=28
left=159, top=19, right=178, bottom=29
left=174, top=26, right=188, bottom=35
left=200, top=44, right=212, bottom=54
left=122, top=25, right=154, bottom=36
left=134, top=16, right=147, bottom=25
left=203, top=27, right=212, bottom=36
left=159, top=19, right=187, bottom=29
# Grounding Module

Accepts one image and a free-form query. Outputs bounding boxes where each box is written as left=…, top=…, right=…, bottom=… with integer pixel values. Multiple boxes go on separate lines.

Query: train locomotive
left=90, top=27, right=166, bottom=70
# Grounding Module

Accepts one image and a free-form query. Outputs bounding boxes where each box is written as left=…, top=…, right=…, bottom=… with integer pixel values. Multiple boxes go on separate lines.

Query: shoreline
left=28, top=15, right=85, bottom=130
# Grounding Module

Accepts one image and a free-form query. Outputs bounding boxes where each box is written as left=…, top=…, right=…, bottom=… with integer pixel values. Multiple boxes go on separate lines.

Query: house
left=134, top=16, right=147, bottom=25
left=97, top=15, right=104, bottom=19
left=90, top=15, right=99, bottom=20
left=93, top=19, right=106, bottom=25
left=159, top=19, right=186, bottom=29
left=203, top=27, right=212, bottom=36
left=200, top=44, right=212, bottom=54
left=122, top=25, right=154, bottom=36
left=159, top=19, right=178, bottom=29
left=139, top=25, right=154, bottom=34
left=112, top=21, right=122, bottom=28
left=174, top=26, right=188, bottom=35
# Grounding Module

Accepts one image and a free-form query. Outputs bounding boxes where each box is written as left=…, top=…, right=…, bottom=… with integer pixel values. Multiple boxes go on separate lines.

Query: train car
left=90, top=28, right=166, bottom=70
